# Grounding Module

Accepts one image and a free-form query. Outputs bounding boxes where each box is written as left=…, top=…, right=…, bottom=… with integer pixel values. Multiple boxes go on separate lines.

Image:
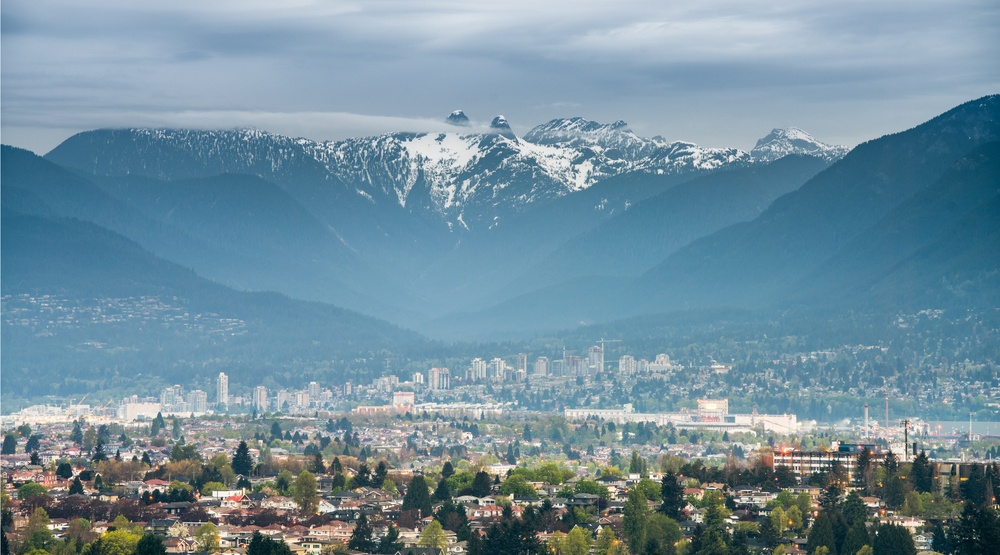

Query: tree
left=909, top=451, right=933, bottom=493
left=659, top=471, right=685, bottom=519
left=591, top=527, right=619, bottom=555
left=629, top=451, right=646, bottom=476
left=70, top=421, right=84, bottom=445
left=841, top=491, right=867, bottom=527
left=353, top=463, right=372, bottom=488
left=135, top=533, right=166, bottom=555
left=18, top=482, right=47, bottom=500
left=441, top=461, right=455, bottom=479
left=950, top=501, right=1000, bottom=555
left=25, top=435, right=41, bottom=453
left=348, top=514, right=376, bottom=553
left=761, top=509, right=783, bottom=548
left=88, top=529, right=141, bottom=555
left=311, top=452, right=326, bottom=475
left=433, top=476, right=452, bottom=501
left=56, top=462, right=74, bottom=479
left=373, top=460, right=389, bottom=488
left=92, top=439, right=108, bottom=463
left=377, top=524, right=403, bottom=554
left=644, top=513, right=682, bottom=555
left=563, top=527, right=591, bottom=555
left=806, top=512, right=836, bottom=555
left=69, top=477, right=85, bottom=495
left=786, top=505, right=804, bottom=533
left=419, top=519, right=448, bottom=551
left=403, top=475, right=433, bottom=517
left=292, top=470, right=320, bottom=514
left=276, top=470, right=294, bottom=495
left=232, top=441, right=254, bottom=476
left=623, top=487, right=648, bottom=555
left=499, top=475, right=536, bottom=498
left=842, top=520, right=870, bottom=555
left=247, top=531, right=293, bottom=555
left=195, top=523, right=220, bottom=552
left=470, top=471, right=492, bottom=498
left=2, top=435, right=16, bottom=455
left=871, top=523, right=915, bottom=555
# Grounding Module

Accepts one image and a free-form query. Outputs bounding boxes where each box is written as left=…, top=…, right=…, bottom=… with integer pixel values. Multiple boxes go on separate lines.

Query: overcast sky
left=2, top=0, right=997, bottom=154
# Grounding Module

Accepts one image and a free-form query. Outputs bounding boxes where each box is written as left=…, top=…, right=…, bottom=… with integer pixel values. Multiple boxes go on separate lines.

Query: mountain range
left=3, top=96, right=999, bottom=392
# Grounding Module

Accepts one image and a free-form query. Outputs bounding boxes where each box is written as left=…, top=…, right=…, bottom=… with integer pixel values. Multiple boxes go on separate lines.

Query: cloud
left=2, top=0, right=998, bottom=153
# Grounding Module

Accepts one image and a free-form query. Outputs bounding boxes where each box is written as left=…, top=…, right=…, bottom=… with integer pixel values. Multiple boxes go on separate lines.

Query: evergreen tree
left=69, top=477, right=85, bottom=495
left=348, top=514, right=376, bottom=553
left=233, top=441, right=254, bottom=476
left=909, top=451, right=933, bottom=493
left=92, top=440, right=107, bottom=462
left=841, top=491, right=868, bottom=527
left=842, top=520, right=870, bottom=555
left=659, top=471, right=685, bottom=519
left=141, top=451, right=153, bottom=467
left=871, top=523, right=916, bottom=555
left=950, top=501, right=1000, bottom=555
left=623, top=487, right=648, bottom=555
left=931, top=525, right=948, bottom=555
left=403, top=475, right=433, bottom=517
left=56, top=462, right=74, bottom=479
left=373, top=460, right=389, bottom=488
left=806, top=512, right=836, bottom=555
left=354, top=463, right=372, bottom=488
left=135, top=533, right=166, bottom=555
left=70, top=421, right=84, bottom=445
left=470, top=471, right=492, bottom=498
left=1, top=435, right=15, bottom=455
left=377, top=524, right=403, bottom=554
left=433, top=477, right=452, bottom=501
left=311, top=452, right=326, bottom=474
left=441, top=461, right=455, bottom=479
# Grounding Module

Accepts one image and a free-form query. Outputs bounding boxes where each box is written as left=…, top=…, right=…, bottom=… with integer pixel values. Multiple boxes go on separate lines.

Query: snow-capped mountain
left=45, top=116, right=849, bottom=232
left=750, top=127, right=850, bottom=163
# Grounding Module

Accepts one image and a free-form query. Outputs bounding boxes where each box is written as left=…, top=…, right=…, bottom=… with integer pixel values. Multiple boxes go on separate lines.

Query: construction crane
left=596, top=338, right=622, bottom=353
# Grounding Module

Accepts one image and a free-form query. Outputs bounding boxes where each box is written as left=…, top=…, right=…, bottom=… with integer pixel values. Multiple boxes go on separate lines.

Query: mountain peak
left=750, top=127, right=849, bottom=162
left=490, top=115, right=512, bottom=131
left=446, top=110, right=470, bottom=127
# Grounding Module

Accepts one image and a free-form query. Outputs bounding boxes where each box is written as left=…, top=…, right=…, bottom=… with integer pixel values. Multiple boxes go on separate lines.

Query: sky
left=2, top=0, right=998, bottom=155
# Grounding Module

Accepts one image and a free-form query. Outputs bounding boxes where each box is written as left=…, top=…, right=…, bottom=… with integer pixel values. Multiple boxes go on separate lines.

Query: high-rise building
left=533, top=356, right=549, bottom=376
left=618, top=355, right=636, bottom=376
left=469, top=358, right=487, bottom=382
left=428, top=367, right=451, bottom=390
left=253, top=386, right=268, bottom=412
left=412, top=372, right=425, bottom=385
left=588, top=346, right=604, bottom=374
left=188, top=390, right=208, bottom=413
left=489, top=358, right=506, bottom=382
left=308, top=381, right=320, bottom=403
left=161, top=385, right=183, bottom=406
left=514, top=353, right=527, bottom=374
left=217, top=372, right=229, bottom=409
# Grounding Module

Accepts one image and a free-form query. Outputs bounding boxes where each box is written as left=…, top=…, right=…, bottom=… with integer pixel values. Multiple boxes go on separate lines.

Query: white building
left=217, top=372, right=229, bottom=409
left=533, top=356, right=549, bottom=376
left=253, top=386, right=268, bottom=412
left=618, top=355, right=636, bottom=376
